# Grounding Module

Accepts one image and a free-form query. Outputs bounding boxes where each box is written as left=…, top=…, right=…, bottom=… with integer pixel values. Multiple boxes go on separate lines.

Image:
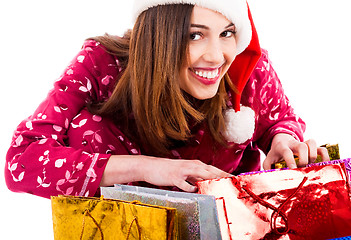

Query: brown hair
left=90, top=4, right=233, bottom=155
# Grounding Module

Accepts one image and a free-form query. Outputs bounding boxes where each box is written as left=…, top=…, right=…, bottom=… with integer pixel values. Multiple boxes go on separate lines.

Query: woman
left=5, top=0, right=329, bottom=199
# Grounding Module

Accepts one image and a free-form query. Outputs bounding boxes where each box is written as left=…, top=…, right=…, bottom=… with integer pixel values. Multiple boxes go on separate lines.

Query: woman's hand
left=101, top=155, right=231, bottom=192
left=142, top=158, right=232, bottom=192
left=263, top=133, right=330, bottom=170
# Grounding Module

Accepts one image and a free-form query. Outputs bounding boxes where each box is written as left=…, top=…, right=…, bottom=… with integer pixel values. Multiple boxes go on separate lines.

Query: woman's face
left=179, top=5, right=237, bottom=100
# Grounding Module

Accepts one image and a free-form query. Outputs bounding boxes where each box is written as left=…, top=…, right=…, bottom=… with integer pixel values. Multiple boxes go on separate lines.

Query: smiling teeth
left=194, top=69, right=219, bottom=79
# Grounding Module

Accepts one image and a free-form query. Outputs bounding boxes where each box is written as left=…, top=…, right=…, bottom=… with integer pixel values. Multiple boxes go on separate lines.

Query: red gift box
left=197, top=164, right=351, bottom=240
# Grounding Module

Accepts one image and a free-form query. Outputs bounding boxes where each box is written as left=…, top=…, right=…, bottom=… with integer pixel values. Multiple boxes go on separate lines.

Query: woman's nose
left=202, top=40, right=224, bottom=64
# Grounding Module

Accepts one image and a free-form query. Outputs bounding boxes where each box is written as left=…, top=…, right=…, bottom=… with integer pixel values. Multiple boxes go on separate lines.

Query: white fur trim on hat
left=132, top=0, right=252, bottom=55
left=222, top=106, right=255, bottom=144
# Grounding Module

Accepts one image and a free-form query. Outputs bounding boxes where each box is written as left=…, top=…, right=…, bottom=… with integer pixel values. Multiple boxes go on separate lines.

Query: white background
left=1, top=0, right=350, bottom=239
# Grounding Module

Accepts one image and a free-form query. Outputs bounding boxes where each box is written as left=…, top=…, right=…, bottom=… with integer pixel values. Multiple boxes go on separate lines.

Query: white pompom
left=222, top=106, right=255, bottom=144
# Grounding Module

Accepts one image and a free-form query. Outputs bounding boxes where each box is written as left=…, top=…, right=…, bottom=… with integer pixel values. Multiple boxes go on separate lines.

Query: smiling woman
left=4, top=0, right=329, bottom=200
left=3, top=0, right=351, bottom=239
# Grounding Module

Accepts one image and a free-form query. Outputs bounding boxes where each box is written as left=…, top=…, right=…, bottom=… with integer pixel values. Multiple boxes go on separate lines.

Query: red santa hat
left=132, top=0, right=262, bottom=144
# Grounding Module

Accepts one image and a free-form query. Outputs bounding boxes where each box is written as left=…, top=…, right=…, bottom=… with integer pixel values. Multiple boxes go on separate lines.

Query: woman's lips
left=189, top=66, right=221, bottom=85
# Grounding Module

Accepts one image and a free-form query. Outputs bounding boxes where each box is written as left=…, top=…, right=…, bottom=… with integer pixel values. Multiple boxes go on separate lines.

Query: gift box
left=51, top=195, right=178, bottom=240
left=101, top=184, right=221, bottom=240
left=197, top=164, right=351, bottom=240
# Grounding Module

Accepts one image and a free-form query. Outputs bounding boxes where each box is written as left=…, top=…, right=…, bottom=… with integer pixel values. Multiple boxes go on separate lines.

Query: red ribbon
left=233, top=176, right=308, bottom=235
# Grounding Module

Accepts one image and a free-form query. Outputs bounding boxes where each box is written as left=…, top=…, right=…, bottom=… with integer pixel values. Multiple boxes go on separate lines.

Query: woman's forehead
left=191, top=5, right=232, bottom=27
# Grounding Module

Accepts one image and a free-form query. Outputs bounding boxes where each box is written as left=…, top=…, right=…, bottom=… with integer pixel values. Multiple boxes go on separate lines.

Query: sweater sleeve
left=248, top=49, right=306, bottom=154
left=5, top=40, right=121, bottom=199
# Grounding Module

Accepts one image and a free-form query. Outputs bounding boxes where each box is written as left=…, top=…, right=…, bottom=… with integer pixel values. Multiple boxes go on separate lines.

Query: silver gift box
left=101, top=184, right=222, bottom=240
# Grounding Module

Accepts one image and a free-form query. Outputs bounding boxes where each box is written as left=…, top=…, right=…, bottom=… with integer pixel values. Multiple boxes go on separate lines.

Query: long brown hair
left=90, top=4, right=233, bottom=155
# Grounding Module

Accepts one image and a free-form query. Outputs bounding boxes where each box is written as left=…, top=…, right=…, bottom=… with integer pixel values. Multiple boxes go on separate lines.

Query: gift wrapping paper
left=197, top=164, right=351, bottom=240
left=308, top=158, right=351, bottom=186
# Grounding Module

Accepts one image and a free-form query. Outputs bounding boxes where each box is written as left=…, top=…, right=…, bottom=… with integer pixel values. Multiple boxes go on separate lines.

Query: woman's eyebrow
left=190, top=24, right=209, bottom=29
left=225, top=23, right=235, bottom=29
left=190, top=23, right=235, bottom=30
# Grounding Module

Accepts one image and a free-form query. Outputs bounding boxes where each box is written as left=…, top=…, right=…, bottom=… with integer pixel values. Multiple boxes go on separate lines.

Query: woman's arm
left=101, top=155, right=231, bottom=192
left=5, top=40, right=119, bottom=198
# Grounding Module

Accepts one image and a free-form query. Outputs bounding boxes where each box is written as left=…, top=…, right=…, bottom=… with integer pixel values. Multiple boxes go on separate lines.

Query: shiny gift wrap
left=51, top=195, right=178, bottom=240
left=308, top=158, right=351, bottom=186
left=101, top=184, right=221, bottom=240
left=197, top=164, right=351, bottom=240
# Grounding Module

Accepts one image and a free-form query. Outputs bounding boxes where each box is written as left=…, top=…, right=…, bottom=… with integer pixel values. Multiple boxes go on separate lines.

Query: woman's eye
left=221, top=30, right=236, bottom=38
left=190, top=32, right=202, bottom=41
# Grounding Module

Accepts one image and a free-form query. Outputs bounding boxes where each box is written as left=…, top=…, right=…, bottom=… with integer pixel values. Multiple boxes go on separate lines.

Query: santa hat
left=132, top=0, right=262, bottom=144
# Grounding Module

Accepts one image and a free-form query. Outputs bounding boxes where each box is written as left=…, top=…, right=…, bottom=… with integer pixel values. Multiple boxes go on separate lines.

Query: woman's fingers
left=304, top=139, right=318, bottom=162
left=290, top=141, right=309, bottom=167
left=143, top=158, right=231, bottom=192
left=263, top=146, right=296, bottom=170
left=317, top=146, right=330, bottom=162
left=264, top=134, right=332, bottom=171
left=180, top=161, right=232, bottom=192
left=281, top=147, right=298, bottom=168
left=264, top=134, right=321, bottom=170
left=174, top=178, right=198, bottom=192
left=182, top=160, right=231, bottom=178
left=182, top=161, right=232, bottom=186
left=204, top=164, right=233, bottom=178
